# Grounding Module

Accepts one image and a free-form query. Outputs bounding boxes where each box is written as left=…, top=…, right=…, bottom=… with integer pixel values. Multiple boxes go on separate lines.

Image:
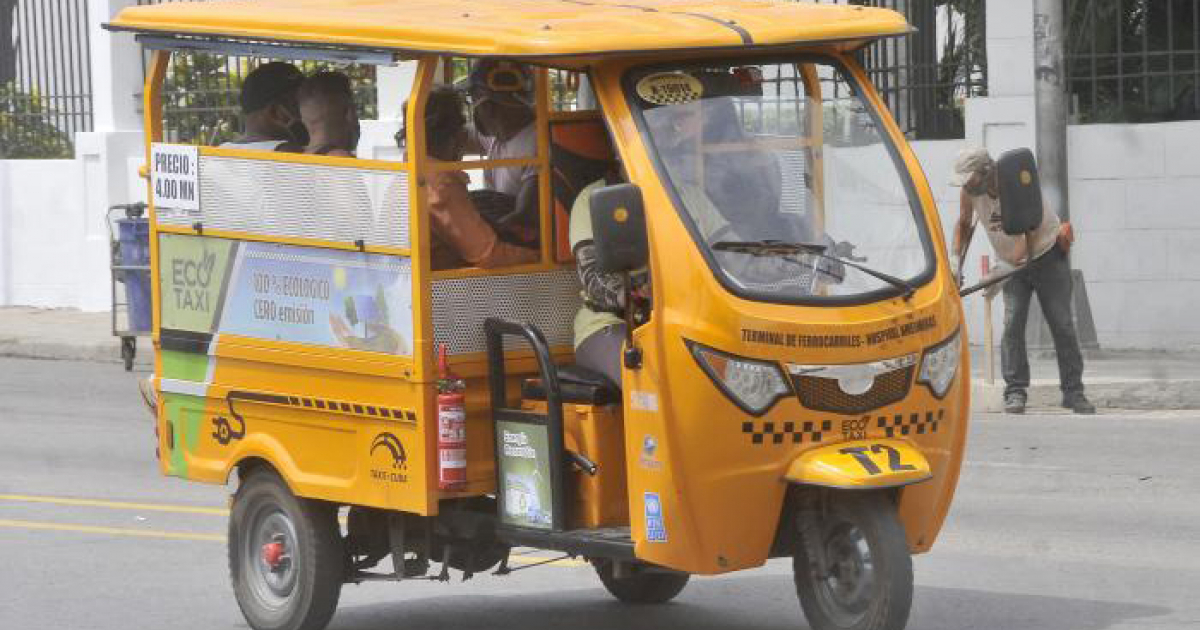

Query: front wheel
left=793, top=491, right=913, bottom=630
left=593, top=559, right=690, bottom=604
left=229, top=470, right=344, bottom=630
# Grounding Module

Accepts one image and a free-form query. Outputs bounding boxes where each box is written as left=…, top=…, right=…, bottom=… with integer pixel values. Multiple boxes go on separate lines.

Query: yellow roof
left=107, top=0, right=910, bottom=59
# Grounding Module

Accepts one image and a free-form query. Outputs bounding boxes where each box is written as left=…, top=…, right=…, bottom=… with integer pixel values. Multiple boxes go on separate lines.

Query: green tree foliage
left=0, top=82, right=74, bottom=159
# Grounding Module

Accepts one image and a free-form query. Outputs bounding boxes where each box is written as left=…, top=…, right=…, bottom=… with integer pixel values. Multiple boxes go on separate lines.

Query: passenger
left=221, top=61, right=307, bottom=152
left=296, top=71, right=360, bottom=157
left=464, top=59, right=540, bottom=237
left=409, top=86, right=539, bottom=270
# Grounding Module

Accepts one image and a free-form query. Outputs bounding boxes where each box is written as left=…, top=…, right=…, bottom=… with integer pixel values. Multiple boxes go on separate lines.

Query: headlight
left=688, top=341, right=790, bottom=415
left=918, top=330, right=961, bottom=398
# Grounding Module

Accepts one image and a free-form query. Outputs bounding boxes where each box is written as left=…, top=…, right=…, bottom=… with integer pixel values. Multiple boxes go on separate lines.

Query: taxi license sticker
left=636, top=72, right=704, bottom=106
left=644, top=491, right=667, bottom=542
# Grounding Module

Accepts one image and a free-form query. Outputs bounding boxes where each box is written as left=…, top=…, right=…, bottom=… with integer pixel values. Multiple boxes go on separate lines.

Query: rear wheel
left=229, top=470, right=344, bottom=630
left=593, top=559, right=690, bottom=604
left=793, top=491, right=913, bottom=630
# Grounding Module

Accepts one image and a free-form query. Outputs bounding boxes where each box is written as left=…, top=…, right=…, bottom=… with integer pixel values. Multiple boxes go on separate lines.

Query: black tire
left=593, top=559, right=690, bottom=604
left=793, top=491, right=913, bottom=630
left=121, top=337, right=135, bottom=371
left=229, top=470, right=344, bottom=630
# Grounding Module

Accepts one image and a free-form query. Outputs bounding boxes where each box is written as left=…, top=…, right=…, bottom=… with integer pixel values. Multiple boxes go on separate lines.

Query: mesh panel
left=791, top=366, right=914, bottom=415
left=777, top=150, right=810, bottom=216
left=158, top=155, right=409, bottom=249
left=432, top=269, right=581, bottom=355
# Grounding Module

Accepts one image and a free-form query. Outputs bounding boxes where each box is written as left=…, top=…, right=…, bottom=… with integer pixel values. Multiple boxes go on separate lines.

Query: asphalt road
left=1, top=356, right=1197, bottom=630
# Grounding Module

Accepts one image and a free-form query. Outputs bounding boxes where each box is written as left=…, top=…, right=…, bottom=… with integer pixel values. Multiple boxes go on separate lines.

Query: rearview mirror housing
left=589, top=183, right=648, bottom=273
left=995, top=148, right=1044, bottom=235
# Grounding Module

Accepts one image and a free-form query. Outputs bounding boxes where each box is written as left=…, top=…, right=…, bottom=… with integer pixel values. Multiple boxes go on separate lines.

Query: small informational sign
left=151, top=143, right=200, bottom=212
left=644, top=492, right=667, bottom=542
left=497, top=421, right=553, bottom=530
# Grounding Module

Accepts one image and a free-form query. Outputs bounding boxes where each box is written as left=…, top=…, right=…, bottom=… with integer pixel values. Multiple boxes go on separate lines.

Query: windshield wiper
left=712, top=240, right=916, bottom=300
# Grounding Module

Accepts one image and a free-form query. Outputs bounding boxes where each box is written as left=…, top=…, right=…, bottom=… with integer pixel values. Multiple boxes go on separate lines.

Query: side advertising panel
left=159, top=233, right=414, bottom=356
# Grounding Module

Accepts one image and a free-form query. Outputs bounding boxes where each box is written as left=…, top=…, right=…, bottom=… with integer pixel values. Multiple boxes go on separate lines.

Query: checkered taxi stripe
left=743, top=409, right=946, bottom=445
left=742, top=420, right=833, bottom=445
left=266, top=394, right=417, bottom=423
left=878, top=410, right=943, bottom=437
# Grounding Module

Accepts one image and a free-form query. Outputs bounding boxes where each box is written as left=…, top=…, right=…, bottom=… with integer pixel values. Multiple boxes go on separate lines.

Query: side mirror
left=995, top=148, right=1044, bottom=235
left=589, top=183, right=648, bottom=273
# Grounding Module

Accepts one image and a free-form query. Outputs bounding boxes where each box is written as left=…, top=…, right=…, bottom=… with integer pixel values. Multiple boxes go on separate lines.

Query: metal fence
left=0, top=0, right=94, bottom=159
left=137, top=0, right=378, bottom=145
left=1066, top=0, right=1200, bottom=123
left=815, top=0, right=988, bottom=140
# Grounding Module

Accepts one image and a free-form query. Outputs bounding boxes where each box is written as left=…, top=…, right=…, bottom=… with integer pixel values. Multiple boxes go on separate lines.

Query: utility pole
left=1033, top=0, right=1069, bottom=221
left=1032, top=0, right=1099, bottom=350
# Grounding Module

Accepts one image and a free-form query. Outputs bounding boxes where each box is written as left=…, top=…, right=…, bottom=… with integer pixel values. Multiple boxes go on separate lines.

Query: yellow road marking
left=0, top=518, right=588, bottom=569
left=0, top=493, right=228, bottom=515
left=0, top=518, right=224, bottom=542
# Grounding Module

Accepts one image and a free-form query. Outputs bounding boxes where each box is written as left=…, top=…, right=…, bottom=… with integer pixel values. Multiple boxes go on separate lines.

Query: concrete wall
left=0, top=159, right=88, bottom=307
left=1068, top=121, right=1200, bottom=349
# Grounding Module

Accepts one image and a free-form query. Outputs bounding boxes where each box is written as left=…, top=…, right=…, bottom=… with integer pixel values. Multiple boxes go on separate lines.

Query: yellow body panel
left=108, top=0, right=908, bottom=58
left=132, top=0, right=970, bottom=579
left=783, top=439, right=932, bottom=489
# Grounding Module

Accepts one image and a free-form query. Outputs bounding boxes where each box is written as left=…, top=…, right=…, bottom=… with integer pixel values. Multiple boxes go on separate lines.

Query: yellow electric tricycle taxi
left=107, top=2, right=973, bottom=630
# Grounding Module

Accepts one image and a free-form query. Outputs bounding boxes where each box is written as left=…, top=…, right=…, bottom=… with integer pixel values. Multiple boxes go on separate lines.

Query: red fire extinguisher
left=436, top=345, right=467, bottom=491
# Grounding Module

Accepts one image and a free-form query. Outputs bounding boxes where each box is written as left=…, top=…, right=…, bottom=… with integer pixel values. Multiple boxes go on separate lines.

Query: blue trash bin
left=116, top=218, right=152, bottom=333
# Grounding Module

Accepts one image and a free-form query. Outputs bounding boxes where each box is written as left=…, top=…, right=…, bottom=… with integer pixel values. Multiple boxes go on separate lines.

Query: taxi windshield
left=626, top=57, right=934, bottom=304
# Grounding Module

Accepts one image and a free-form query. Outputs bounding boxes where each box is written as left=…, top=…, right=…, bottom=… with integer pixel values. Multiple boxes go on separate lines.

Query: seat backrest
left=550, top=117, right=616, bottom=262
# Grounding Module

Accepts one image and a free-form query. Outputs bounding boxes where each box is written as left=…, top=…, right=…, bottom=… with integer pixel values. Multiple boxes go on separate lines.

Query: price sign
left=151, top=143, right=200, bottom=212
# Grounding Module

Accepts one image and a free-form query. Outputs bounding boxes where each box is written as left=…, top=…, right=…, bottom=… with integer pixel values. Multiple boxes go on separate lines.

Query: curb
left=0, top=338, right=150, bottom=365
left=972, top=378, right=1200, bottom=412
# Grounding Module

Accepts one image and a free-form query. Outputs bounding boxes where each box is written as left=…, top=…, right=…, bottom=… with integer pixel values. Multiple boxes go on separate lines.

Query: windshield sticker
left=636, top=72, right=704, bottom=105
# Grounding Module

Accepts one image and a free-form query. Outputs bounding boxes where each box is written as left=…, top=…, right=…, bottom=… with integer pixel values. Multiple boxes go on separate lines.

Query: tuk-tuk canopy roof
left=106, top=0, right=911, bottom=60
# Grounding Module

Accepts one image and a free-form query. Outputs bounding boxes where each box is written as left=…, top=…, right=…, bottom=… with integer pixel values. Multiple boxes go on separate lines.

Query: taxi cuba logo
left=370, top=432, right=408, bottom=483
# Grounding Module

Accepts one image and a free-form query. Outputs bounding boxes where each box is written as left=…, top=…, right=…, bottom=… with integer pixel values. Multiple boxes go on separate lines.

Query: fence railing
left=0, top=0, right=94, bottom=159
left=1066, top=0, right=1200, bottom=124
left=816, top=0, right=988, bottom=140
left=136, top=0, right=378, bottom=146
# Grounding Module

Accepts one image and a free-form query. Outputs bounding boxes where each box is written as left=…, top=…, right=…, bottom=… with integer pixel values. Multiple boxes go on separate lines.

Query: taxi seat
left=521, top=364, right=620, bottom=406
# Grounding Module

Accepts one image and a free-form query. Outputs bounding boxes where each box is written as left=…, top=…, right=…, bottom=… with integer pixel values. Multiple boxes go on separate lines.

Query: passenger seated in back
left=221, top=61, right=307, bottom=152
left=296, top=71, right=360, bottom=157
left=404, top=86, right=539, bottom=270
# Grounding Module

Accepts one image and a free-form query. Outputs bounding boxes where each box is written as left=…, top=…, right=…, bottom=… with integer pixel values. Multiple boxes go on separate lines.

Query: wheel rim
left=814, top=521, right=876, bottom=627
left=242, top=502, right=300, bottom=613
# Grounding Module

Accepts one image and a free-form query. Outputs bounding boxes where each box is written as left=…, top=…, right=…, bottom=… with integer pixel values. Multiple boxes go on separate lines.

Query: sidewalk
left=2, top=307, right=1197, bottom=410
left=0, top=306, right=144, bottom=366
left=969, top=345, right=1200, bottom=411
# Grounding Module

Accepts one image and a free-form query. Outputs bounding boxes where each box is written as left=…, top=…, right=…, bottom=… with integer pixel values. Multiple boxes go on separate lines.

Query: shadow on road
left=329, top=575, right=1171, bottom=630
